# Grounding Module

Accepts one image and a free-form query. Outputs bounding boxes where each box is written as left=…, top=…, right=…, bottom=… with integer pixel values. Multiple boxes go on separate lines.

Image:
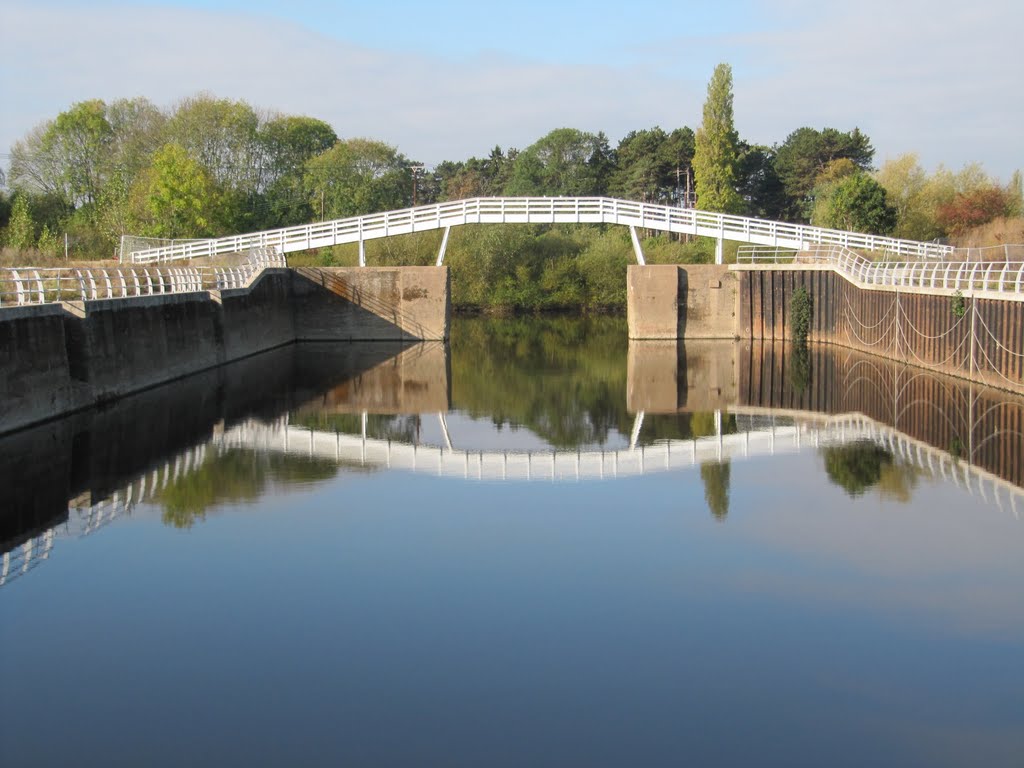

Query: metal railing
left=952, top=244, right=1024, bottom=263
left=0, top=247, right=286, bottom=308
left=126, top=197, right=956, bottom=264
left=0, top=266, right=204, bottom=307
left=736, top=244, right=1024, bottom=296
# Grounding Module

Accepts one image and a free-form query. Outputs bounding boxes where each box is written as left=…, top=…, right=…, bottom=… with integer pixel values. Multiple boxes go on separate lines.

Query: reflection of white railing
left=0, top=529, right=55, bottom=588
left=736, top=412, right=1023, bottom=517
left=6, top=407, right=1018, bottom=591
left=126, top=197, right=954, bottom=265
left=736, top=244, right=1024, bottom=296
left=0, top=440, right=212, bottom=590
left=210, top=413, right=1024, bottom=515
left=0, top=247, right=286, bottom=308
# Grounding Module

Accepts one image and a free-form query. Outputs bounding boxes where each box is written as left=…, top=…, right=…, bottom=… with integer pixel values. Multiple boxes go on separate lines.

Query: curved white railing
left=0, top=247, right=286, bottom=308
left=736, top=244, right=1024, bottom=296
left=126, top=197, right=955, bottom=264
left=0, top=266, right=204, bottom=306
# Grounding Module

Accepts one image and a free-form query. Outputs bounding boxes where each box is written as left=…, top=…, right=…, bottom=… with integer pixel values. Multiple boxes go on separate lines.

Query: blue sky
left=1, top=0, right=1021, bottom=179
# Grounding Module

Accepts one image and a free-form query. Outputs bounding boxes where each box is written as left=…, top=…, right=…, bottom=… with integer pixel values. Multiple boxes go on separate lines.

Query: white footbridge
left=124, top=197, right=954, bottom=267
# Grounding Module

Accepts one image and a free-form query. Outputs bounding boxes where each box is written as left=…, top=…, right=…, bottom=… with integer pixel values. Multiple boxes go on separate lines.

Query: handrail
left=0, top=247, right=286, bottom=308
left=736, top=244, right=1024, bottom=296
left=125, top=197, right=956, bottom=264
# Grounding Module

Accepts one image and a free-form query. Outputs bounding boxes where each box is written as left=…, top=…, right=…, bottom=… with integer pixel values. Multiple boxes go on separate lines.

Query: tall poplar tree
left=693, top=63, right=743, bottom=214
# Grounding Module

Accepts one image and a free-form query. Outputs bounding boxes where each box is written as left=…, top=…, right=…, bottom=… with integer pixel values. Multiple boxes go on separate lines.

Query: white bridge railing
left=0, top=247, right=285, bottom=308
left=736, top=244, right=1024, bottom=296
left=126, top=197, right=955, bottom=265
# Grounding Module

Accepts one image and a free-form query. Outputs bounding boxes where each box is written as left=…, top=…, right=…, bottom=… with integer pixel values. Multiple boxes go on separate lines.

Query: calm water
left=2, top=316, right=1023, bottom=767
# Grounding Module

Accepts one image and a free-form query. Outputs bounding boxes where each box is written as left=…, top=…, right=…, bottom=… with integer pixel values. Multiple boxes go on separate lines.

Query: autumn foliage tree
left=936, top=185, right=1015, bottom=236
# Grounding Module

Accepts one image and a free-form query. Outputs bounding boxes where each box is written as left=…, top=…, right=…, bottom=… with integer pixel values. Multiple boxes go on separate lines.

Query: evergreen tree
left=693, top=63, right=743, bottom=214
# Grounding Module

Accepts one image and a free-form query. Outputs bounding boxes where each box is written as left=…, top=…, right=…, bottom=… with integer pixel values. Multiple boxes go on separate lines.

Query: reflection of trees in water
left=453, top=316, right=743, bottom=449
left=154, top=449, right=348, bottom=528
left=791, top=342, right=811, bottom=396
left=821, top=441, right=925, bottom=501
left=641, top=411, right=738, bottom=444
left=823, top=442, right=892, bottom=497
left=291, top=413, right=421, bottom=443
left=451, top=315, right=629, bottom=448
left=701, top=461, right=731, bottom=520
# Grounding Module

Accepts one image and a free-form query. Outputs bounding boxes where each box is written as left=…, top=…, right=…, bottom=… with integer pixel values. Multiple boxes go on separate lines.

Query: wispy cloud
left=1, top=0, right=1020, bottom=177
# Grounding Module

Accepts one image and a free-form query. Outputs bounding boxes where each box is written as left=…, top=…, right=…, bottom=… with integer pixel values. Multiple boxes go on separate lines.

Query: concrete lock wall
left=217, top=269, right=296, bottom=361
left=67, top=292, right=223, bottom=402
left=736, top=267, right=1024, bottom=395
left=0, top=266, right=451, bottom=435
left=293, top=267, right=449, bottom=342
left=0, top=304, right=92, bottom=435
left=627, top=265, right=739, bottom=340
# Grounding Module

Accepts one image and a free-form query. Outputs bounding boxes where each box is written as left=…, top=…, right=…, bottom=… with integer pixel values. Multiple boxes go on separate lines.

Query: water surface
left=2, top=316, right=1023, bottom=767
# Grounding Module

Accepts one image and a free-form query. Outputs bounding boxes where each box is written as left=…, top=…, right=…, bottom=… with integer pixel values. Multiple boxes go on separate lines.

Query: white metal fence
left=0, top=247, right=286, bottom=308
left=125, top=197, right=956, bottom=264
left=736, top=244, right=1024, bottom=296
left=0, top=266, right=204, bottom=306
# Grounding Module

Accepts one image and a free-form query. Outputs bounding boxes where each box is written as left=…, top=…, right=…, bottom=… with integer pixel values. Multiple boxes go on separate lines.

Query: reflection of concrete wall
left=0, top=416, right=73, bottom=550
left=294, top=342, right=450, bottom=415
left=739, top=340, right=1024, bottom=489
left=627, top=340, right=739, bottom=413
left=0, top=267, right=451, bottom=434
left=293, top=267, right=449, bottom=342
left=1, top=338, right=424, bottom=552
left=627, top=265, right=739, bottom=340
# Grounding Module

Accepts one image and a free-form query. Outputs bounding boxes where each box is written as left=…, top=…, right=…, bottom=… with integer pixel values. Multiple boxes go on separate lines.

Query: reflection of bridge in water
left=8, top=405, right=1020, bottom=589
left=205, top=413, right=1023, bottom=514
left=4, top=338, right=1024, bottom=589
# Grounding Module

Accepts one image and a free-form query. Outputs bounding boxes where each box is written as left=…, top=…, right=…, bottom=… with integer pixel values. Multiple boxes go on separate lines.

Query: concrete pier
left=627, top=265, right=739, bottom=340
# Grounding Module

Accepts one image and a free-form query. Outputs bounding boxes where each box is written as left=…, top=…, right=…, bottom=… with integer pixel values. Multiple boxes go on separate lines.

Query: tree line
left=1, top=66, right=1020, bottom=274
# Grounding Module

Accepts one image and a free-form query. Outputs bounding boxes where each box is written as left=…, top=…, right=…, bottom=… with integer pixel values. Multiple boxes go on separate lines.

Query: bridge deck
left=127, top=197, right=953, bottom=264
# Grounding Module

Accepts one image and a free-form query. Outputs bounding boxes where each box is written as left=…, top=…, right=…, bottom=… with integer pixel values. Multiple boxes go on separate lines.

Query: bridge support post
left=436, top=226, right=452, bottom=267
left=629, top=226, right=647, bottom=265
left=715, top=237, right=724, bottom=265
left=358, top=237, right=366, bottom=267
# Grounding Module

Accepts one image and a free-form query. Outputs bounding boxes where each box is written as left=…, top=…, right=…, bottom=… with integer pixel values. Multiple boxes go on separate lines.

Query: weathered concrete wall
left=217, top=269, right=295, bottom=362
left=627, top=265, right=738, bottom=339
left=68, top=292, right=223, bottom=402
left=0, top=266, right=452, bottom=435
left=0, top=304, right=91, bottom=433
left=293, top=266, right=449, bottom=341
left=735, top=266, right=1024, bottom=394
left=627, top=265, right=679, bottom=339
